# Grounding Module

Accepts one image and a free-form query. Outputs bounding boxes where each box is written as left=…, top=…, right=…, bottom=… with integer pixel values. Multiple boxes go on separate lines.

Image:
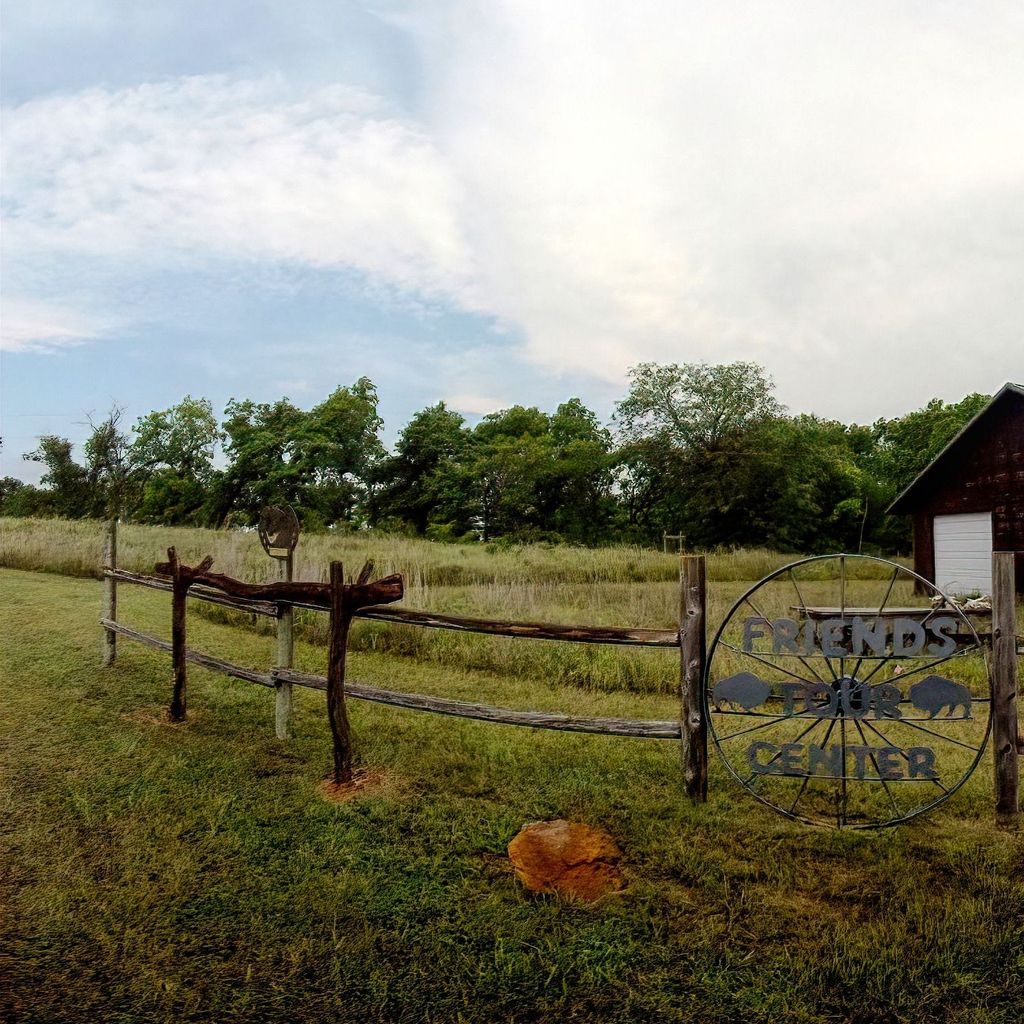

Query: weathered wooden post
left=992, top=551, right=1019, bottom=826
left=168, top=548, right=189, bottom=722
left=679, top=554, right=708, bottom=802
left=324, top=559, right=389, bottom=786
left=327, top=561, right=355, bottom=784
left=156, top=547, right=213, bottom=724
left=275, top=549, right=294, bottom=739
left=101, top=518, right=118, bottom=667
left=258, top=505, right=300, bottom=740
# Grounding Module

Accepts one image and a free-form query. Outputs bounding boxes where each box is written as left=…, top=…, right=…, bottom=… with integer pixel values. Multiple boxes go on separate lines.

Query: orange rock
left=507, top=819, right=624, bottom=901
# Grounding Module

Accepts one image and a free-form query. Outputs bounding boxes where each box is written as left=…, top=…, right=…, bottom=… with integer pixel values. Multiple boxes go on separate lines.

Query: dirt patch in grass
left=317, top=768, right=388, bottom=803
left=122, top=706, right=202, bottom=728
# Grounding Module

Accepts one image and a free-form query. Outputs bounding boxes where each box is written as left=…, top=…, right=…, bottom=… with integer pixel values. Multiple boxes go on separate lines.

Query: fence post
left=102, top=518, right=118, bottom=667
left=169, top=549, right=189, bottom=723
left=679, top=554, right=708, bottom=802
left=992, top=551, right=1019, bottom=826
left=327, top=561, right=355, bottom=784
left=275, top=551, right=294, bottom=739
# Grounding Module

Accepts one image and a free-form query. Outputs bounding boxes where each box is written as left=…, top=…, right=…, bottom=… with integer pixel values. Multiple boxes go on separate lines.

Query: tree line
left=0, top=362, right=988, bottom=553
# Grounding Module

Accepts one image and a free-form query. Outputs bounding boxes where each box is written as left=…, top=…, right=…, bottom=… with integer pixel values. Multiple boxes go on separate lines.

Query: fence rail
left=99, top=521, right=705, bottom=794
left=101, top=618, right=275, bottom=687
left=97, top=519, right=1020, bottom=821
left=105, top=568, right=279, bottom=617
left=103, top=567, right=680, bottom=646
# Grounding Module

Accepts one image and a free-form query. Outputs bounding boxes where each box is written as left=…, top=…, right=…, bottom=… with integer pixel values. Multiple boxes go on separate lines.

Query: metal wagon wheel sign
left=705, top=554, right=991, bottom=828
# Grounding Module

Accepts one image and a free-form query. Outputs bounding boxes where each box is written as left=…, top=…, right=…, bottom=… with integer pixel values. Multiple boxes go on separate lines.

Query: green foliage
left=370, top=402, right=469, bottom=533
left=615, top=360, right=783, bottom=448
left=215, top=379, right=384, bottom=528
left=131, top=396, right=221, bottom=482
left=23, top=435, right=89, bottom=518
left=1, top=366, right=996, bottom=555
left=870, top=393, right=991, bottom=494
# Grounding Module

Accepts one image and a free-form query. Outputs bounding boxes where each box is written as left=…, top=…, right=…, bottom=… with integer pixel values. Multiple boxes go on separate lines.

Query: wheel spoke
left=743, top=594, right=827, bottom=684
left=741, top=715, right=831, bottom=786
left=786, top=717, right=839, bottom=814
left=716, top=641, right=822, bottom=686
left=849, top=566, right=901, bottom=682
left=717, top=711, right=812, bottom=742
left=853, top=718, right=901, bottom=817
left=862, top=643, right=981, bottom=687
left=839, top=714, right=848, bottom=827
left=858, top=718, right=950, bottom=794
left=883, top=716, right=980, bottom=752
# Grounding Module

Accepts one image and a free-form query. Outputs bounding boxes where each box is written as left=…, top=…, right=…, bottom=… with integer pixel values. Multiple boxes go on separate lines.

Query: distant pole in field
left=992, top=551, right=1019, bottom=826
left=102, top=518, right=118, bottom=667
left=679, top=554, right=708, bottom=802
left=275, top=549, right=294, bottom=739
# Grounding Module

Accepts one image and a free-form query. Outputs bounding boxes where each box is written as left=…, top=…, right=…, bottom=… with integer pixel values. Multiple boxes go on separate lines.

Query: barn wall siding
left=903, top=392, right=1024, bottom=594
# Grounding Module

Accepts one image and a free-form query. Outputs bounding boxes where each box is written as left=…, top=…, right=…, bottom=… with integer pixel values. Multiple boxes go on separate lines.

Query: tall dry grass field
left=0, top=516, right=915, bottom=696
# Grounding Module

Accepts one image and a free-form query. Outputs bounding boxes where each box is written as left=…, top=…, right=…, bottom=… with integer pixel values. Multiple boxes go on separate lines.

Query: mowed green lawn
left=2, top=567, right=1023, bottom=1024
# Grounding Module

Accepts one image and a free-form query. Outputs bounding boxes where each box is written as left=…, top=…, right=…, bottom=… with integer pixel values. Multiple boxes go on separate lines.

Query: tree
left=370, top=402, right=469, bottom=533
left=0, top=480, right=49, bottom=518
left=24, top=435, right=89, bottom=518
left=216, top=397, right=305, bottom=525
left=129, top=397, right=222, bottom=524
left=613, top=361, right=784, bottom=543
left=540, top=399, right=616, bottom=543
left=82, top=406, right=135, bottom=517
left=464, top=406, right=553, bottom=541
left=615, top=361, right=783, bottom=449
left=131, top=396, right=221, bottom=482
left=291, top=378, right=385, bottom=527
left=216, top=379, right=385, bottom=529
left=870, top=393, right=990, bottom=495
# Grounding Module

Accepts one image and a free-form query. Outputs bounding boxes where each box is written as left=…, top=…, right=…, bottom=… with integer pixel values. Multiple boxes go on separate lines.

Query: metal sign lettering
left=704, top=554, right=990, bottom=828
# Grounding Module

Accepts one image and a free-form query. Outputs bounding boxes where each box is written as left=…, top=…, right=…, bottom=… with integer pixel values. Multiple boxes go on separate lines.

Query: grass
left=0, top=515, right=908, bottom=586
left=3, top=567, right=1023, bottom=1023
left=0, top=517, right=914, bottom=695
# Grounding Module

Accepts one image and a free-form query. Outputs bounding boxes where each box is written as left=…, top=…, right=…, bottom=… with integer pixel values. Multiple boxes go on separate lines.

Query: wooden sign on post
left=258, top=507, right=300, bottom=740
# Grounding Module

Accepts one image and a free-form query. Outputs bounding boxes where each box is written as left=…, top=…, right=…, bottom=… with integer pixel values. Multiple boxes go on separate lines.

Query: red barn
left=888, top=383, right=1024, bottom=596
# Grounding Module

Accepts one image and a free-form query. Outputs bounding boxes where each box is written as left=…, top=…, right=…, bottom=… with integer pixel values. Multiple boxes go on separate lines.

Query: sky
left=2, top=0, right=1022, bottom=484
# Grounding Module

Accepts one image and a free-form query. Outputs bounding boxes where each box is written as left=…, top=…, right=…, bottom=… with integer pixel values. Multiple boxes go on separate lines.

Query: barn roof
left=887, top=382, right=1024, bottom=515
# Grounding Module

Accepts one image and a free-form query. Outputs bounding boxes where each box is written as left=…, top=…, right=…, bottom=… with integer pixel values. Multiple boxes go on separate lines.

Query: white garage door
left=933, top=512, right=993, bottom=596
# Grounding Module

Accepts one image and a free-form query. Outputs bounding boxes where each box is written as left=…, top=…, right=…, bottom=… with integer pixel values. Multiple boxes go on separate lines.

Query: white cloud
left=443, top=392, right=506, bottom=416
left=0, top=298, right=115, bottom=352
left=4, top=3, right=1024, bottom=418
left=408, top=0, right=1024, bottom=416
left=2, top=74, right=475, bottom=305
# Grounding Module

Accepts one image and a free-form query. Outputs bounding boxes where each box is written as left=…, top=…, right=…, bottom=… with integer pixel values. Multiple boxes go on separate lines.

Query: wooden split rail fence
left=99, top=520, right=708, bottom=797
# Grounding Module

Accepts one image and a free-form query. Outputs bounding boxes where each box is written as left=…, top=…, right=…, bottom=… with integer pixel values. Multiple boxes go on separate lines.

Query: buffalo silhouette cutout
left=713, top=672, right=772, bottom=711
left=908, top=675, right=972, bottom=719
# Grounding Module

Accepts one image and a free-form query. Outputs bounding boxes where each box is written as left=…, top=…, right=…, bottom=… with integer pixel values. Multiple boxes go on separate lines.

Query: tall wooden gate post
left=992, top=551, right=1019, bottom=826
left=275, top=550, right=294, bottom=739
left=679, top=554, right=708, bottom=802
left=169, top=549, right=189, bottom=722
left=161, top=547, right=213, bottom=723
left=102, top=518, right=118, bottom=667
left=327, top=561, right=355, bottom=784
left=325, top=559, right=385, bottom=785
